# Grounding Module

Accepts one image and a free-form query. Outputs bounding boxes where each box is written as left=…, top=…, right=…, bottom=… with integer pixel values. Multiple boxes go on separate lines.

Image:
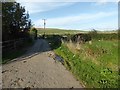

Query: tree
left=2, top=1, right=32, bottom=41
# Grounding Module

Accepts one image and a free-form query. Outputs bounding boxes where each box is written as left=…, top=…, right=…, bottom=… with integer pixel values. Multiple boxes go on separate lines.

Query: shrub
left=30, top=28, right=38, bottom=40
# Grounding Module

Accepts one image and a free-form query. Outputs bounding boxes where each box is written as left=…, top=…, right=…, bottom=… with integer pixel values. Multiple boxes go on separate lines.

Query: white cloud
left=35, top=11, right=117, bottom=29
left=16, top=0, right=118, bottom=14
left=94, top=0, right=118, bottom=6
left=17, top=0, right=118, bottom=14
left=17, top=2, right=75, bottom=14
left=17, top=0, right=119, bottom=2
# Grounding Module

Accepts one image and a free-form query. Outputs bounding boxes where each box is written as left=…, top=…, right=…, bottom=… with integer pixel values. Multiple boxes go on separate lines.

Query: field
left=37, top=28, right=87, bottom=35
left=43, top=28, right=119, bottom=88
left=37, top=28, right=117, bottom=35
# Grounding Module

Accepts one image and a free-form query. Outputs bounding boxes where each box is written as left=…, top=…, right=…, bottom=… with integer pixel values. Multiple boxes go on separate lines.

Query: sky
left=17, top=0, right=119, bottom=31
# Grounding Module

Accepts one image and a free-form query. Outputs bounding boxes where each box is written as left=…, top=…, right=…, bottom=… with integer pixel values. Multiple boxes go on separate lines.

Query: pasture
left=37, top=28, right=87, bottom=35
left=37, top=28, right=117, bottom=35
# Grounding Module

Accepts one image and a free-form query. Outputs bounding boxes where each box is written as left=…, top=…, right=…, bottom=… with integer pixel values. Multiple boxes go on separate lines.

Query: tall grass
left=43, top=31, right=119, bottom=88
left=54, top=40, right=119, bottom=88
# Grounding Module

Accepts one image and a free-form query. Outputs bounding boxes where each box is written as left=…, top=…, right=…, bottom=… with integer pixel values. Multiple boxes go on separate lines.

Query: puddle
left=54, top=55, right=64, bottom=65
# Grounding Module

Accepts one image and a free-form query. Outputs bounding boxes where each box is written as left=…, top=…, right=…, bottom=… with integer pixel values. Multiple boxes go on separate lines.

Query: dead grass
left=64, top=41, right=101, bottom=66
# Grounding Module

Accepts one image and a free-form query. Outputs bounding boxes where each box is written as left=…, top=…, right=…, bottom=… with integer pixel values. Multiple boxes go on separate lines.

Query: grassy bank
left=45, top=32, right=119, bottom=88
left=41, top=29, right=119, bottom=88
left=2, top=39, right=34, bottom=64
left=54, top=40, right=119, bottom=88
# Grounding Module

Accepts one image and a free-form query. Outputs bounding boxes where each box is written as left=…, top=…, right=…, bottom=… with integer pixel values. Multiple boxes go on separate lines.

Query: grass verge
left=54, top=42, right=118, bottom=88
left=47, top=38, right=119, bottom=88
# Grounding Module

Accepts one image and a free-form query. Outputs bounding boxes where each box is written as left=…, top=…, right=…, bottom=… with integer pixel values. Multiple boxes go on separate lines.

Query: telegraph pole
left=42, top=19, right=46, bottom=38
left=42, top=19, right=46, bottom=29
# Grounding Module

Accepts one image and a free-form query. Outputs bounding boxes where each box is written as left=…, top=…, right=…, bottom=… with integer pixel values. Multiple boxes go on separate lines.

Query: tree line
left=2, top=1, right=32, bottom=41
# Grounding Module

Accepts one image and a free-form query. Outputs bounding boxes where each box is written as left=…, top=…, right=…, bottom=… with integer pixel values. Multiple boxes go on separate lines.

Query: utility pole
left=42, top=19, right=46, bottom=29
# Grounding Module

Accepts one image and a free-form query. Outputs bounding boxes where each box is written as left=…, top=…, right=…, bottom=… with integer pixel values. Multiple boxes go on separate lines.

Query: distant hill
left=36, top=28, right=117, bottom=35
left=36, top=28, right=87, bottom=35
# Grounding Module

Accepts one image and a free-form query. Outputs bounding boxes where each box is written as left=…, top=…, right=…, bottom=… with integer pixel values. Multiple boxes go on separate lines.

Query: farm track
left=2, top=39, right=83, bottom=88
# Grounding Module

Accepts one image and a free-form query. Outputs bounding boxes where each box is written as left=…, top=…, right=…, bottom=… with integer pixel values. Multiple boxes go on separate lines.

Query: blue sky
left=17, top=0, right=118, bottom=31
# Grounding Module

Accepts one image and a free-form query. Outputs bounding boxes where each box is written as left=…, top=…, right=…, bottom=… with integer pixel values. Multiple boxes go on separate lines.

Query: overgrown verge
left=54, top=41, right=119, bottom=88
left=44, top=33, right=119, bottom=88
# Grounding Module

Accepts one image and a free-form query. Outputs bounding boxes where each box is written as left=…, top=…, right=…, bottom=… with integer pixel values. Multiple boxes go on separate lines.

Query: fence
left=0, top=42, right=2, bottom=55
left=2, top=38, right=29, bottom=53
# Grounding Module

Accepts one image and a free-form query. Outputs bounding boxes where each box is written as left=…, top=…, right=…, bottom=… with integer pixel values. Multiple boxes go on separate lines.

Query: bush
left=45, top=35, right=62, bottom=50
left=30, top=28, right=38, bottom=40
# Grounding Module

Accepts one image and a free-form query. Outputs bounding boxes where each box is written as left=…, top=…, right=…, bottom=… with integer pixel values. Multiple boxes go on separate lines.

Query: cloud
left=17, top=0, right=119, bottom=2
left=93, top=0, right=118, bottom=6
left=17, top=0, right=118, bottom=14
left=17, top=2, right=75, bottom=14
left=35, top=11, right=117, bottom=29
left=16, top=0, right=118, bottom=14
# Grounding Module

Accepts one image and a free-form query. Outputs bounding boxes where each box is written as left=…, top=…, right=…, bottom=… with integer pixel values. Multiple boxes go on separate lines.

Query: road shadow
left=3, top=36, right=62, bottom=65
